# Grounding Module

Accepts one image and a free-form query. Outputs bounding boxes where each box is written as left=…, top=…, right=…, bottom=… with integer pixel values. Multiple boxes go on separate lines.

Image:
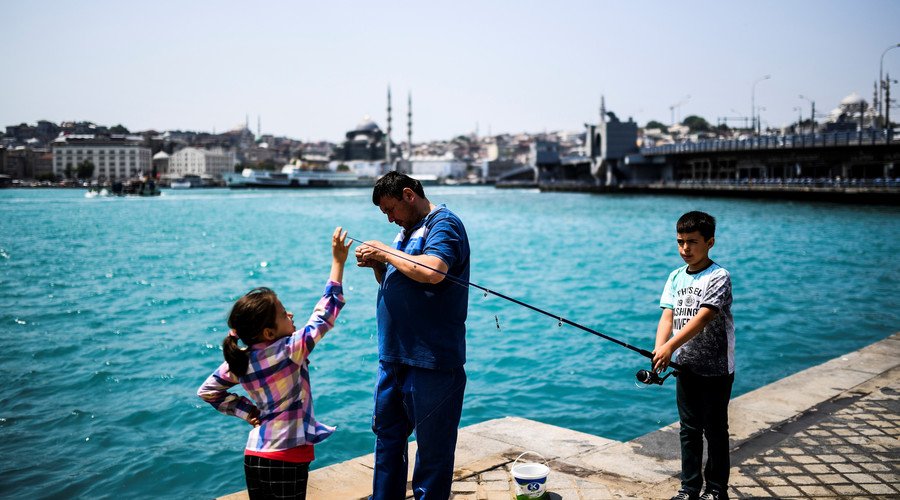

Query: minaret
left=257, top=116, right=261, bottom=139
left=600, top=95, right=606, bottom=124
left=407, top=91, right=413, bottom=160
left=386, top=86, right=393, bottom=169
left=873, top=81, right=880, bottom=127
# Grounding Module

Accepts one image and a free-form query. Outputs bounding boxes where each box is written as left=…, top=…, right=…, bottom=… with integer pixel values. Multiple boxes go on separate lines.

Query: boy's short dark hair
left=677, top=211, right=716, bottom=240
left=372, top=171, right=426, bottom=205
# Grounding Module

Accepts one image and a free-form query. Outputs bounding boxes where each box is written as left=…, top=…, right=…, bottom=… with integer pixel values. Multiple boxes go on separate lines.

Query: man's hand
left=355, top=240, right=390, bottom=267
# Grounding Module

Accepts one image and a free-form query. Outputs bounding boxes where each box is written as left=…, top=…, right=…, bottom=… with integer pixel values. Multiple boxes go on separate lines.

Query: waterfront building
left=478, top=136, right=530, bottom=182
left=4, top=120, right=60, bottom=147
left=0, top=146, right=8, bottom=177
left=152, top=151, right=170, bottom=175
left=302, top=141, right=336, bottom=160
left=589, top=105, right=640, bottom=185
left=34, top=151, right=53, bottom=179
left=51, top=135, right=151, bottom=180
left=407, top=157, right=468, bottom=181
left=168, top=147, right=235, bottom=178
left=1, top=147, right=33, bottom=179
left=531, top=140, right=560, bottom=167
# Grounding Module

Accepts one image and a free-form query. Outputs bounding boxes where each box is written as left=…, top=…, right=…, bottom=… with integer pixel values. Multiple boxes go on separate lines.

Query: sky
left=4, top=0, right=900, bottom=142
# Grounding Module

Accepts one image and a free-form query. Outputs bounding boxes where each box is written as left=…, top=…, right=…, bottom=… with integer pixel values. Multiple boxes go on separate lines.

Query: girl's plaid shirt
left=197, top=280, right=345, bottom=451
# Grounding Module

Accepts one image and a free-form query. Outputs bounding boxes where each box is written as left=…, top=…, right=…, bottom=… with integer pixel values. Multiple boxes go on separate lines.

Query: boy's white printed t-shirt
left=660, top=262, right=735, bottom=376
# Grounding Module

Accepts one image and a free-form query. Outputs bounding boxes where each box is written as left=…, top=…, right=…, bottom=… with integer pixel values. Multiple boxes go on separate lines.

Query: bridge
left=637, top=129, right=900, bottom=182
left=535, top=129, right=900, bottom=204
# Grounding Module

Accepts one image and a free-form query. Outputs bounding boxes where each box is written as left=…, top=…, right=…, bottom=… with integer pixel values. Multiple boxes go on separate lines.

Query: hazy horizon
left=4, top=0, right=900, bottom=142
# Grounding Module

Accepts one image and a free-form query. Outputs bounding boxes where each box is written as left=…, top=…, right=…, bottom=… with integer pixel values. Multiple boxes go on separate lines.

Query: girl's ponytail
left=222, top=287, right=278, bottom=378
left=222, top=333, right=250, bottom=377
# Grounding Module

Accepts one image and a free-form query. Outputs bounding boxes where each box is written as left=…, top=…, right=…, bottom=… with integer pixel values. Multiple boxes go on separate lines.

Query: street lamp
left=799, top=94, right=815, bottom=134
left=669, top=94, right=691, bottom=126
left=757, top=106, right=767, bottom=134
left=879, top=43, right=900, bottom=126
left=751, top=75, right=771, bottom=136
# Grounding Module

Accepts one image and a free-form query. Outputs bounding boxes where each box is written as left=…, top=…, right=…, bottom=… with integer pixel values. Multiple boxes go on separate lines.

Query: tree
left=77, top=160, right=95, bottom=179
left=682, top=115, right=712, bottom=132
left=110, top=124, right=130, bottom=134
left=645, top=120, right=668, bottom=132
left=64, top=164, right=73, bottom=179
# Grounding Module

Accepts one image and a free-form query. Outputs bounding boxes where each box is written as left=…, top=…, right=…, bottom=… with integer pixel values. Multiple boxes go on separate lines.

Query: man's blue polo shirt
left=376, top=205, right=470, bottom=370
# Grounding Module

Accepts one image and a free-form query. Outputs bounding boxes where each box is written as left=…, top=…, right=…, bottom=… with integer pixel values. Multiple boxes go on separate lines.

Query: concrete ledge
left=218, top=332, right=899, bottom=499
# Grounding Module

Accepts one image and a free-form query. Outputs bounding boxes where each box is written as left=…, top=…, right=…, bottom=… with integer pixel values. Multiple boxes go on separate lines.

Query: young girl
left=197, top=227, right=350, bottom=500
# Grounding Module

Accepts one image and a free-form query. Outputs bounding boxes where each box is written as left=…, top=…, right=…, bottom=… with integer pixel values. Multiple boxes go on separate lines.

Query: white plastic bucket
left=510, top=451, right=550, bottom=500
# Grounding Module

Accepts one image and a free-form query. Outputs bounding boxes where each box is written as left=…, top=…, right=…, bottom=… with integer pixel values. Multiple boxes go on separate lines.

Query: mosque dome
left=840, top=92, right=863, bottom=106
left=355, top=115, right=381, bottom=132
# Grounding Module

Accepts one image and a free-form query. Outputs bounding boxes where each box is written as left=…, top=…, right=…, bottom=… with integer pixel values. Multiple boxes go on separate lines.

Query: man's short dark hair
left=677, top=211, right=716, bottom=240
left=372, top=171, right=426, bottom=205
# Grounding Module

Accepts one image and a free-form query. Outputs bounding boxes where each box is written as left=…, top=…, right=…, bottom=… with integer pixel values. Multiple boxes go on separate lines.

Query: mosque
left=332, top=115, right=399, bottom=162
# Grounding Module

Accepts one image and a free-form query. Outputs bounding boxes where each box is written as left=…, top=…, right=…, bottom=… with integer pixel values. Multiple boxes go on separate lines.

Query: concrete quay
left=536, top=181, right=900, bottom=205
left=219, top=333, right=899, bottom=499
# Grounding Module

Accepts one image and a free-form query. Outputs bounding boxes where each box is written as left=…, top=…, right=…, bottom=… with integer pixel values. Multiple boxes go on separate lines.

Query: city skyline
left=4, top=0, right=900, bottom=142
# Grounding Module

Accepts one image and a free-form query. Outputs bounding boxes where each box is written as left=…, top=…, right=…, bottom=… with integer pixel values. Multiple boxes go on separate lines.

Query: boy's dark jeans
left=676, top=370, right=734, bottom=495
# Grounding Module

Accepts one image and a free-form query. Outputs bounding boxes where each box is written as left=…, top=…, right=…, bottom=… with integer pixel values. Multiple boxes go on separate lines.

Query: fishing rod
left=348, top=235, right=681, bottom=385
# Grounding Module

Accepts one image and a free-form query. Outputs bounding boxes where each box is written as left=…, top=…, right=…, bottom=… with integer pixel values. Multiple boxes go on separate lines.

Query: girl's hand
left=332, top=227, right=350, bottom=263
left=248, top=407, right=261, bottom=427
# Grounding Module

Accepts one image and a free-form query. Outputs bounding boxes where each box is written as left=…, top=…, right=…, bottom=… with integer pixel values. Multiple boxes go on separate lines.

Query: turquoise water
left=1, top=187, right=897, bottom=498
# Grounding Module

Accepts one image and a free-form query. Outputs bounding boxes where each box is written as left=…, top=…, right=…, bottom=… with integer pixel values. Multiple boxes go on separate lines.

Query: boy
left=652, top=211, right=735, bottom=500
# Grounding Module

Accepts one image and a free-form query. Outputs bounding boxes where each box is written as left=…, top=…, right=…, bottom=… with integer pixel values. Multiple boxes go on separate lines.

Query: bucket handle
left=512, top=451, right=548, bottom=469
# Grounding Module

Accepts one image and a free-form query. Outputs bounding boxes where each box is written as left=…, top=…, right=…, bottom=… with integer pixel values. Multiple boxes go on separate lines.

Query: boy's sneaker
left=699, top=490, right=728, bottom=500
left=670, top=489, right=698, bottom=500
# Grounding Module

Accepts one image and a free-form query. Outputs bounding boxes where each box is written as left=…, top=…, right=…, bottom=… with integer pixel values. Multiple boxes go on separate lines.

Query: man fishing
left=355, top=171, right=471, bottom=500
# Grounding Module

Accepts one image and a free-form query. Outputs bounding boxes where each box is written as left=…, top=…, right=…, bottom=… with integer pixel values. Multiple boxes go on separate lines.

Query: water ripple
left=1, top=187, right=897, bottom=497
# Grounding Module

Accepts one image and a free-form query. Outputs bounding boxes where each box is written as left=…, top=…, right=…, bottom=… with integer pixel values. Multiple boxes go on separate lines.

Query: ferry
left=85, top=178, right=160, bottom=197
left=166, top=174, right=216, bottom=189
left=223, top=167, right=373, bottom=188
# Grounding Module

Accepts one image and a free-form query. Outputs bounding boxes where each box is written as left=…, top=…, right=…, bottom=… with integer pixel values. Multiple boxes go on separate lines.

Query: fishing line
left=348, top=235, right=682, bottom=374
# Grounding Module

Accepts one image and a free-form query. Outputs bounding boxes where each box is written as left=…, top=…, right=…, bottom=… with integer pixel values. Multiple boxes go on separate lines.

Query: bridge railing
left=641, top=129, right=897, bottom=156
left=671, top=177, right=900, bottom=189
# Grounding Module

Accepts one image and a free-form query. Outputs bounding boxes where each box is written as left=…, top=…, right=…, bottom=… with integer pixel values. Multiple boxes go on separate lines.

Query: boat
left=223, top=167, right=373, bottom=188
left=168, top=174, right=211, bottom=189
left=85, top=187, right=110, bottom=198
left=85, top=179, right=159, bottom=197
left=409, top=174, right=440, bottom=186
left=131, top=180, right=161, bottom=196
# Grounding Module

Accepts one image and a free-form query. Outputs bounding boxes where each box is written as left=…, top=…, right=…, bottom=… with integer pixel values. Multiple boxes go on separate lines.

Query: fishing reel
left=635, top=369, right=677, bottom=385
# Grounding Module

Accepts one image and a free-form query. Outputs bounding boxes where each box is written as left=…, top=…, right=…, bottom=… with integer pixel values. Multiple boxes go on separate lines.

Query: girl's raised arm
left=331, top=226, right=350, bottom=283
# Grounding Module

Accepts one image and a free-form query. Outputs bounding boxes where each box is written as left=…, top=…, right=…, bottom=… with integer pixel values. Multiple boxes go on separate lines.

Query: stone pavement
left=726, top=384, right=899, bottom=498
left=219, top=333, right=899, bottom=499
